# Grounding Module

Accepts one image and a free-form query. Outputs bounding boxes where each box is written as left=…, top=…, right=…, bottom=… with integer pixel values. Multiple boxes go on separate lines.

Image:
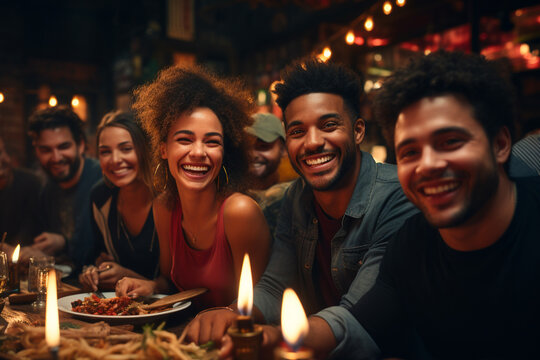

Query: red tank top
left=169, top=199, right=237, bottom=310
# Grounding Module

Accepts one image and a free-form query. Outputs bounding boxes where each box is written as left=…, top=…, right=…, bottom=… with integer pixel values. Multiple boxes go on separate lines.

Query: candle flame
left=12, top=244, right=20, bottom=264
left=237, top=253, right=253, bottom=316
left=281, top=288, right=309, bottom=350
left=46, top=269, right=60, bottom=348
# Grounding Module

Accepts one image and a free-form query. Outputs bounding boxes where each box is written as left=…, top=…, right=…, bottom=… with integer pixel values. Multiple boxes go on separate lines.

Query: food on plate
left=71, top=294, right=157, bottom=316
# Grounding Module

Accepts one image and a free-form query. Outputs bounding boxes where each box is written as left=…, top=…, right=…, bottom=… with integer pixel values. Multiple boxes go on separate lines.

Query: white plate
left=58, top=292, right=191, bottom=324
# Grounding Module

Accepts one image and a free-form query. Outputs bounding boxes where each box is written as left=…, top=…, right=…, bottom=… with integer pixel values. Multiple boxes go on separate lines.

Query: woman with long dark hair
left=80, top=111, right=159, bottom=291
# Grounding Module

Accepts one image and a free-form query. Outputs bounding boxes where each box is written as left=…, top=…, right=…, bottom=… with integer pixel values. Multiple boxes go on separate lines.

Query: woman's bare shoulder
left=223, top=192, right=262, bottom=219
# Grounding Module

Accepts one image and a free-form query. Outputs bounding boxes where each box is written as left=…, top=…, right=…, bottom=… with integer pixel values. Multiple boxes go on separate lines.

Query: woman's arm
left=223, top=193, right=271, bottom=287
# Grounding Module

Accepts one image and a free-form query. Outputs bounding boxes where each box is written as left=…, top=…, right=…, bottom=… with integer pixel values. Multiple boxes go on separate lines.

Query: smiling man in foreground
left=344, top=51, right=540, bottom=359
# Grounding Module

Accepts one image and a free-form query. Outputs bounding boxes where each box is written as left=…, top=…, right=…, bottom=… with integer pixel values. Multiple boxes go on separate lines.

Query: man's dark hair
left=273, top=58, right=364, bottom=122
left=374, top=50, right=516, bottom=148
left=28, top=106, right=86, bottom=144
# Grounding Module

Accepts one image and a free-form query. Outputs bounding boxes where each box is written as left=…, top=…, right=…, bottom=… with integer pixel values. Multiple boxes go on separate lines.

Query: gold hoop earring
left=153, top=162, right=168, bottom=192
left=222, top=166, right=229, bottom=185
left=217, top=165, right=229, bottom=190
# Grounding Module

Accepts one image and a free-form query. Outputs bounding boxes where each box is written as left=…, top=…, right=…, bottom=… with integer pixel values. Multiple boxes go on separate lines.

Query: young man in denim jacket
left=185, top=58, right=417, bottom=359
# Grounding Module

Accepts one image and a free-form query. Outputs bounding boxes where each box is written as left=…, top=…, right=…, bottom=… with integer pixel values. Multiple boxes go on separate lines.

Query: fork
left=93, top=290, right=106, bottom=299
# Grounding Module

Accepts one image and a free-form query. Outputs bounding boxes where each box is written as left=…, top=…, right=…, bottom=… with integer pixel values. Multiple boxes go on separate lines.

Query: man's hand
left=32, top=232, right=66, bottom=255
left=185, top=308, right=238, bottom=346
left=115, top=277, right=156, bottom=297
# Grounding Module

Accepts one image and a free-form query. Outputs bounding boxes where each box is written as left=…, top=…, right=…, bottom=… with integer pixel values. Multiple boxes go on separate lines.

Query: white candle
left=45, top=269, right=60, bottom=348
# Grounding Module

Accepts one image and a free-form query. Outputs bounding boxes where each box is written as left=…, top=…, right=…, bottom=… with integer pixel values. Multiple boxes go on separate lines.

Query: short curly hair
left=273, top=58, right=364, bottom=122
left=28, top=106, right=86, bottom=144
left=132, top=65, right=254, bottom=207
left=374, top=51, right=516, bottom=149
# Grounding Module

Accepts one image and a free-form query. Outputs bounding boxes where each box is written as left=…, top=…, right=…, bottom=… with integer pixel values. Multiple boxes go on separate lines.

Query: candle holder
left=8, top=261, right=19, bottom=292
left=49, top=346, right=59, bottom=360
left=274, top=342, right=313, bottom=360
left=227, top=315, right=263, bottom=360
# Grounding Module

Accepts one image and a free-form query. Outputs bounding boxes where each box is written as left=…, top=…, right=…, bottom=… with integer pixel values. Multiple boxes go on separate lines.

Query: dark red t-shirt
left=314, top=201, right=343, bottom=307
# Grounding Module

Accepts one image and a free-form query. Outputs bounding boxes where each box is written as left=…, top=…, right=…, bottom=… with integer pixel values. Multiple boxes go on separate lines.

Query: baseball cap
left=246, top=113, right=285, bottom=143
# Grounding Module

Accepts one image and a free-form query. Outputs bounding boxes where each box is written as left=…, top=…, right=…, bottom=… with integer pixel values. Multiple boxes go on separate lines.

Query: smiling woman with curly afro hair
left=133, top=64, right=255, bottom=205
left=115, top=65, right=271, bottom=312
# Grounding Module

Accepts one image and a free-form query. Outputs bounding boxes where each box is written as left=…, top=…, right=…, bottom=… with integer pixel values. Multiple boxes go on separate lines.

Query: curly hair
left=132, top=65, right=254, bottom=207
left=273, top=58, right=364, bottom=122
left=374, top=50, right=516, bottom=149
left=96, top=111, right=153, bottom=192
left=28, top=106, right=86, bottom=144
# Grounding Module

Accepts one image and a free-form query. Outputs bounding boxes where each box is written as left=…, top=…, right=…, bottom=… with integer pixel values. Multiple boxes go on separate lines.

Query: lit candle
left=275, top=288, right=313, bottom=360
left=227, top=253, right=263, bottom=360
left=237, top=253, right=253, bottom=316
left=45, top=268, right=60, bottom=359
left=8, top=244, right=20, bottom=291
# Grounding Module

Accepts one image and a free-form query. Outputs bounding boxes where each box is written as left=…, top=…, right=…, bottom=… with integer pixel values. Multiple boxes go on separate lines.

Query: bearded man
left=26, top=106, right=101, bottom=272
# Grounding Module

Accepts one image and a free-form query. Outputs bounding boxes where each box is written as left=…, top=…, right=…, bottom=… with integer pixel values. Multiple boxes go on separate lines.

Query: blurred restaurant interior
left=1, top=0, right=540, bottom=165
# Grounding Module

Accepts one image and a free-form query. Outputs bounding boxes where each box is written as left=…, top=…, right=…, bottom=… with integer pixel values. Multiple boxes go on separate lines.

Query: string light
left=71, top=96, right=80, bottom=107
left=383, top=1, right=392, bottom=15
left=0, top=92, right=4, bottom=103
left=364, top=17, right=374, bottom=32
left=346, top=30, right=355, bottom=45
left=312, top=0, right=408, bottom=56
left=318, top=46, right=332, bottom=62
left=48, top=96, right=57, bottom=107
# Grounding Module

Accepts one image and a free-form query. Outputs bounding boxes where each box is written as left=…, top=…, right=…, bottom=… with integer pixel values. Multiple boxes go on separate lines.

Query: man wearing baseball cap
left=246, top=112, right=293, bottom=236
left=246, top=112, right=287, bottom=190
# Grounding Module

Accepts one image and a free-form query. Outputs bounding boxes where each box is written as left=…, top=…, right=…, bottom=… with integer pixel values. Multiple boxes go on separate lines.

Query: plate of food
left=58, top=292, right=191, bottom=324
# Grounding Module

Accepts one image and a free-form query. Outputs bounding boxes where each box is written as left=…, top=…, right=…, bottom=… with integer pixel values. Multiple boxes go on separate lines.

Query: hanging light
left=383, top=1, right=392, bottom=15
left=48, top=96, right=58, bottom=107
left=364, top=17, right=374, bottom=32
left=345, top=30, right=355, bottom=45
left=0, top=92, right=4, bottom=103
left=323, top=47, right=332, bottom=59
left=71, top=96, right=80, bottom=107
left=396, top=0, right=406, bottom=7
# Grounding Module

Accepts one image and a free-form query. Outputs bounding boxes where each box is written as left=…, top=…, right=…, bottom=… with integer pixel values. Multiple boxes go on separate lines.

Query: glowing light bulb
left=364, top=17, right=374, bottom=32
left=383, top=1, right=392, bottom=15
left=49, top=96, right=57, bottom=107
left=346, top=31, right=355, bottom=45
left=323, top=47, right=332, bottom=59
left=520, top=43, right=530, bottom=56
left=396, top=0, right=406, bottom=7
left=71, top=96, right=80, bottom=107
left=0, top=92, right=4, bottom=103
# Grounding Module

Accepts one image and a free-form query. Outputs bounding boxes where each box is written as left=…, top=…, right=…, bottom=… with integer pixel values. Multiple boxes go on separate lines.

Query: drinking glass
left=0, top=252, right=8, bottom=294
left=28, top=256, right=54, bottom=312
left=32, top=268, right=49, bottom=311
left=28, top=256, right=54, bottom=292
